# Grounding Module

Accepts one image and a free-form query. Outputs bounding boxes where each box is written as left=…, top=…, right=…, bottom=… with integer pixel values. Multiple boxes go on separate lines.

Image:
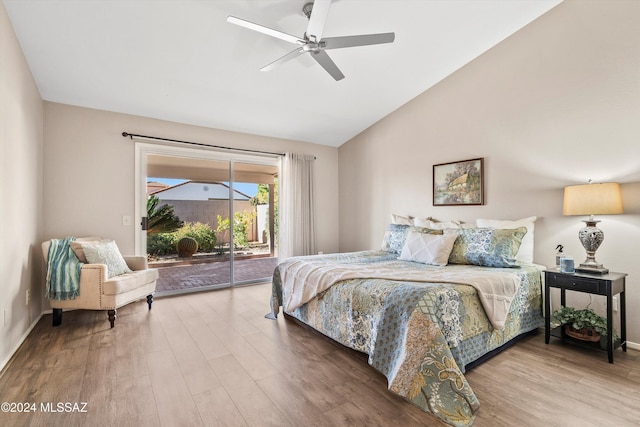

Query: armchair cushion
left=103, top=268, right=159, bottom=295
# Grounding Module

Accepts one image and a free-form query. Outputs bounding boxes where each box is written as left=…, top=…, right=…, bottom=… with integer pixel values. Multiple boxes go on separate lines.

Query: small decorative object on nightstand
left=555, top=244, right=564, bottom=269
left=544, top=269, right=627, bottom=363
left=559, top=256, right=575, bottom=273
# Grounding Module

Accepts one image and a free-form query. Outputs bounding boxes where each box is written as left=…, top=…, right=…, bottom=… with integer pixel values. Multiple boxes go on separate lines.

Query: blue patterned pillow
left=448, top=227, right=527, bottom=268
left=381, top=224, right=442, bottom=254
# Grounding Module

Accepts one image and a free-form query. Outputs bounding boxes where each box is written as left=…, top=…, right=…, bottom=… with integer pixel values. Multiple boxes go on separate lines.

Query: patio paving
left=154, top=256, right=279, bottom=293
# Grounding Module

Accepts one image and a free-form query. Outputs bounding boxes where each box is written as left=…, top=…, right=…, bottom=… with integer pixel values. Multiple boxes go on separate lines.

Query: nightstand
left=544, top=268, right=627, bottom=363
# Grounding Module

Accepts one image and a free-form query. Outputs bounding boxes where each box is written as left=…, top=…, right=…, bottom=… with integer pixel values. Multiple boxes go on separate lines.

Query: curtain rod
left=122, top=132, right=286, bottom=157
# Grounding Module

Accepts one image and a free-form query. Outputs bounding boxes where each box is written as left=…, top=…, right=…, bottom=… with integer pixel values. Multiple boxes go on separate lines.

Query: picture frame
left=433, top=157, right=484, bottom=206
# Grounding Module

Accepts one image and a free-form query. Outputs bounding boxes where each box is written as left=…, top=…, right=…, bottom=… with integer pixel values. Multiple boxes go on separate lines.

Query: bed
left=269, top=220, right=544, bottom=427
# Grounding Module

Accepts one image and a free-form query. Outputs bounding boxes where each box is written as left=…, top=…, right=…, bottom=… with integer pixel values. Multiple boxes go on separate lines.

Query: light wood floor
left=1, top=283, right=638, bottom=427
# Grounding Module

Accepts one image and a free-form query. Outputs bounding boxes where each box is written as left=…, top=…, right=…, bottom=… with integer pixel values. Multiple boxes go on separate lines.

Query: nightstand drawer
left=552, top=274, right=602, bottom=293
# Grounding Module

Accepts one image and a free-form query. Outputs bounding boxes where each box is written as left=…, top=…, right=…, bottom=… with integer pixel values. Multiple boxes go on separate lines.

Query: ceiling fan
left=227, top=0, right=395, bottom=81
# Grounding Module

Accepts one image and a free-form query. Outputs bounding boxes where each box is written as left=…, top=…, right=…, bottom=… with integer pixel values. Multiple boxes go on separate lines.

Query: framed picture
left=433, top=157, right=484, bottom=206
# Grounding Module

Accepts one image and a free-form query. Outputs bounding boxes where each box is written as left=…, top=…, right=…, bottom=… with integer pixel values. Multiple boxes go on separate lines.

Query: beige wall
left=42, top=102, right=339, bottom=253
left=0, top=1, right=44, bottom=369
left=339, top=0, right=640, bottom=344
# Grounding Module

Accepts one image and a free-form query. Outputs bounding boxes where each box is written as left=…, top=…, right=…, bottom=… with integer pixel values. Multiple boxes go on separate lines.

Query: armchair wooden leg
left=108, top=309, right=116, bottom=328
left=52, top=308, right=62, bottom=326
left=147, top=294, right=153, bottom=310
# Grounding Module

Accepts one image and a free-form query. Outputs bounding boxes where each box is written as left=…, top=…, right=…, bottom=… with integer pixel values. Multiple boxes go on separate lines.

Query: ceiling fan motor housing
left=302, top=2, right=314, bottom=20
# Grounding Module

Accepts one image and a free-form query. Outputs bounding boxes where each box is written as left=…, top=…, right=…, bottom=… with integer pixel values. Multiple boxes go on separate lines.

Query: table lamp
left=562, top=182, right=623, bottom=274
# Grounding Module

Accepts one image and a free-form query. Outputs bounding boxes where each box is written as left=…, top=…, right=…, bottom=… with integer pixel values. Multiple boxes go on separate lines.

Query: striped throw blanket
left=46, top=237, right=82, bottom=300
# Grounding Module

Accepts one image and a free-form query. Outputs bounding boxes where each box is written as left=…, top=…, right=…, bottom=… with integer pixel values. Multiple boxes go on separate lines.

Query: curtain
left=279, top=152, right=316, bottom=260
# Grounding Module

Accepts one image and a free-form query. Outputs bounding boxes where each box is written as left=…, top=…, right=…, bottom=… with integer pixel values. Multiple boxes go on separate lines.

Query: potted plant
left=177, top=236, right=198, bottom=258
left=551, top=306, right=610, bottom=342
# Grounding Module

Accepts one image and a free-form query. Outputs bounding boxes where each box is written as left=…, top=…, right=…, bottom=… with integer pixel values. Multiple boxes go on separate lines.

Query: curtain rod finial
left=122, top=132, right=130, bottom=138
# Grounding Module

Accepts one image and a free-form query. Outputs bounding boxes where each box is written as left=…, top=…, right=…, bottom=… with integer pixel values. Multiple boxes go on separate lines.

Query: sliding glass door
left=231, top=162, right=278, bottom=285
left=136, top=143, right=279, bottom=295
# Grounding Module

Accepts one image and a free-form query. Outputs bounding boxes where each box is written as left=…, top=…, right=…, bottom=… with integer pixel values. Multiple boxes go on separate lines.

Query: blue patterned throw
left=46, top=237, right=82, bottom=300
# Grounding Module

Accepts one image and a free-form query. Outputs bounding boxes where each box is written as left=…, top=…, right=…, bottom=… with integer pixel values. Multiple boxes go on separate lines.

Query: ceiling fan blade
left=322, top=32, right=395, bottom=50
left=310, top=50, right=344, bottom=81
left=260, top=47, right=305, bottom=72
left=305, top=0, right=332, bottom=41
left=227, top=16, right=305, bottom=45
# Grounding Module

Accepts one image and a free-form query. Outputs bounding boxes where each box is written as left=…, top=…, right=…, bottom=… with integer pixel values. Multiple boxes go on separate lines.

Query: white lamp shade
left=563, top=182, right=623, bottom=216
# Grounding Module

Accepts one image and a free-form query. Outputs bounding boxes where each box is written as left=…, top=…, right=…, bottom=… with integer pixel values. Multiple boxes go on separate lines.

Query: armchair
left=42, top=237, right=158, bottom=328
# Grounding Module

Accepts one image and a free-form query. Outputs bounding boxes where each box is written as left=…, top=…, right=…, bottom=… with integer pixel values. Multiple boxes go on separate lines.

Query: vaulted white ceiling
left=3, top=0, right=561, bottom=147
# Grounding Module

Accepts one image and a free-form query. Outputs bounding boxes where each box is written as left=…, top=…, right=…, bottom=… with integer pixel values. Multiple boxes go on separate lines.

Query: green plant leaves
left=146, top=195, right=183, bottom=235
left=551, top=306, right=610, bottom=336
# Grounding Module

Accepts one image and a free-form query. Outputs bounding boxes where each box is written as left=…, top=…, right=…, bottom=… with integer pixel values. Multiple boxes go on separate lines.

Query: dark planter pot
left=564, top=325, right=600, bottom=342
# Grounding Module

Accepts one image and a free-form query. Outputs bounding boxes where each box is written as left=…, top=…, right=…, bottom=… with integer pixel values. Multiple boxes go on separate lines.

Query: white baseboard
left=626, top=341, right=640, bottom=351
left=0, top=312, right=43, bottom=374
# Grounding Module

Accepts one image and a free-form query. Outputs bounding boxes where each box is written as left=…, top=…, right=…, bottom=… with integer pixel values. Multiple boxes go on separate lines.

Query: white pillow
left=398, top=231, right=459, bottom=266
left=476, top=216, right=537, bottom=263
left=81, top=240, right=132, bottom=278
left=391, top=214, right=414, bottom=225
left=414, top=217, right=462, bottom=230
left=70, top=237, right=110, bottom=263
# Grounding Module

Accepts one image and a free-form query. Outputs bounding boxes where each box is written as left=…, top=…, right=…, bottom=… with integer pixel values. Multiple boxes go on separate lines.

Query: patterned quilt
left=270, top=250, right=544, bottom=427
